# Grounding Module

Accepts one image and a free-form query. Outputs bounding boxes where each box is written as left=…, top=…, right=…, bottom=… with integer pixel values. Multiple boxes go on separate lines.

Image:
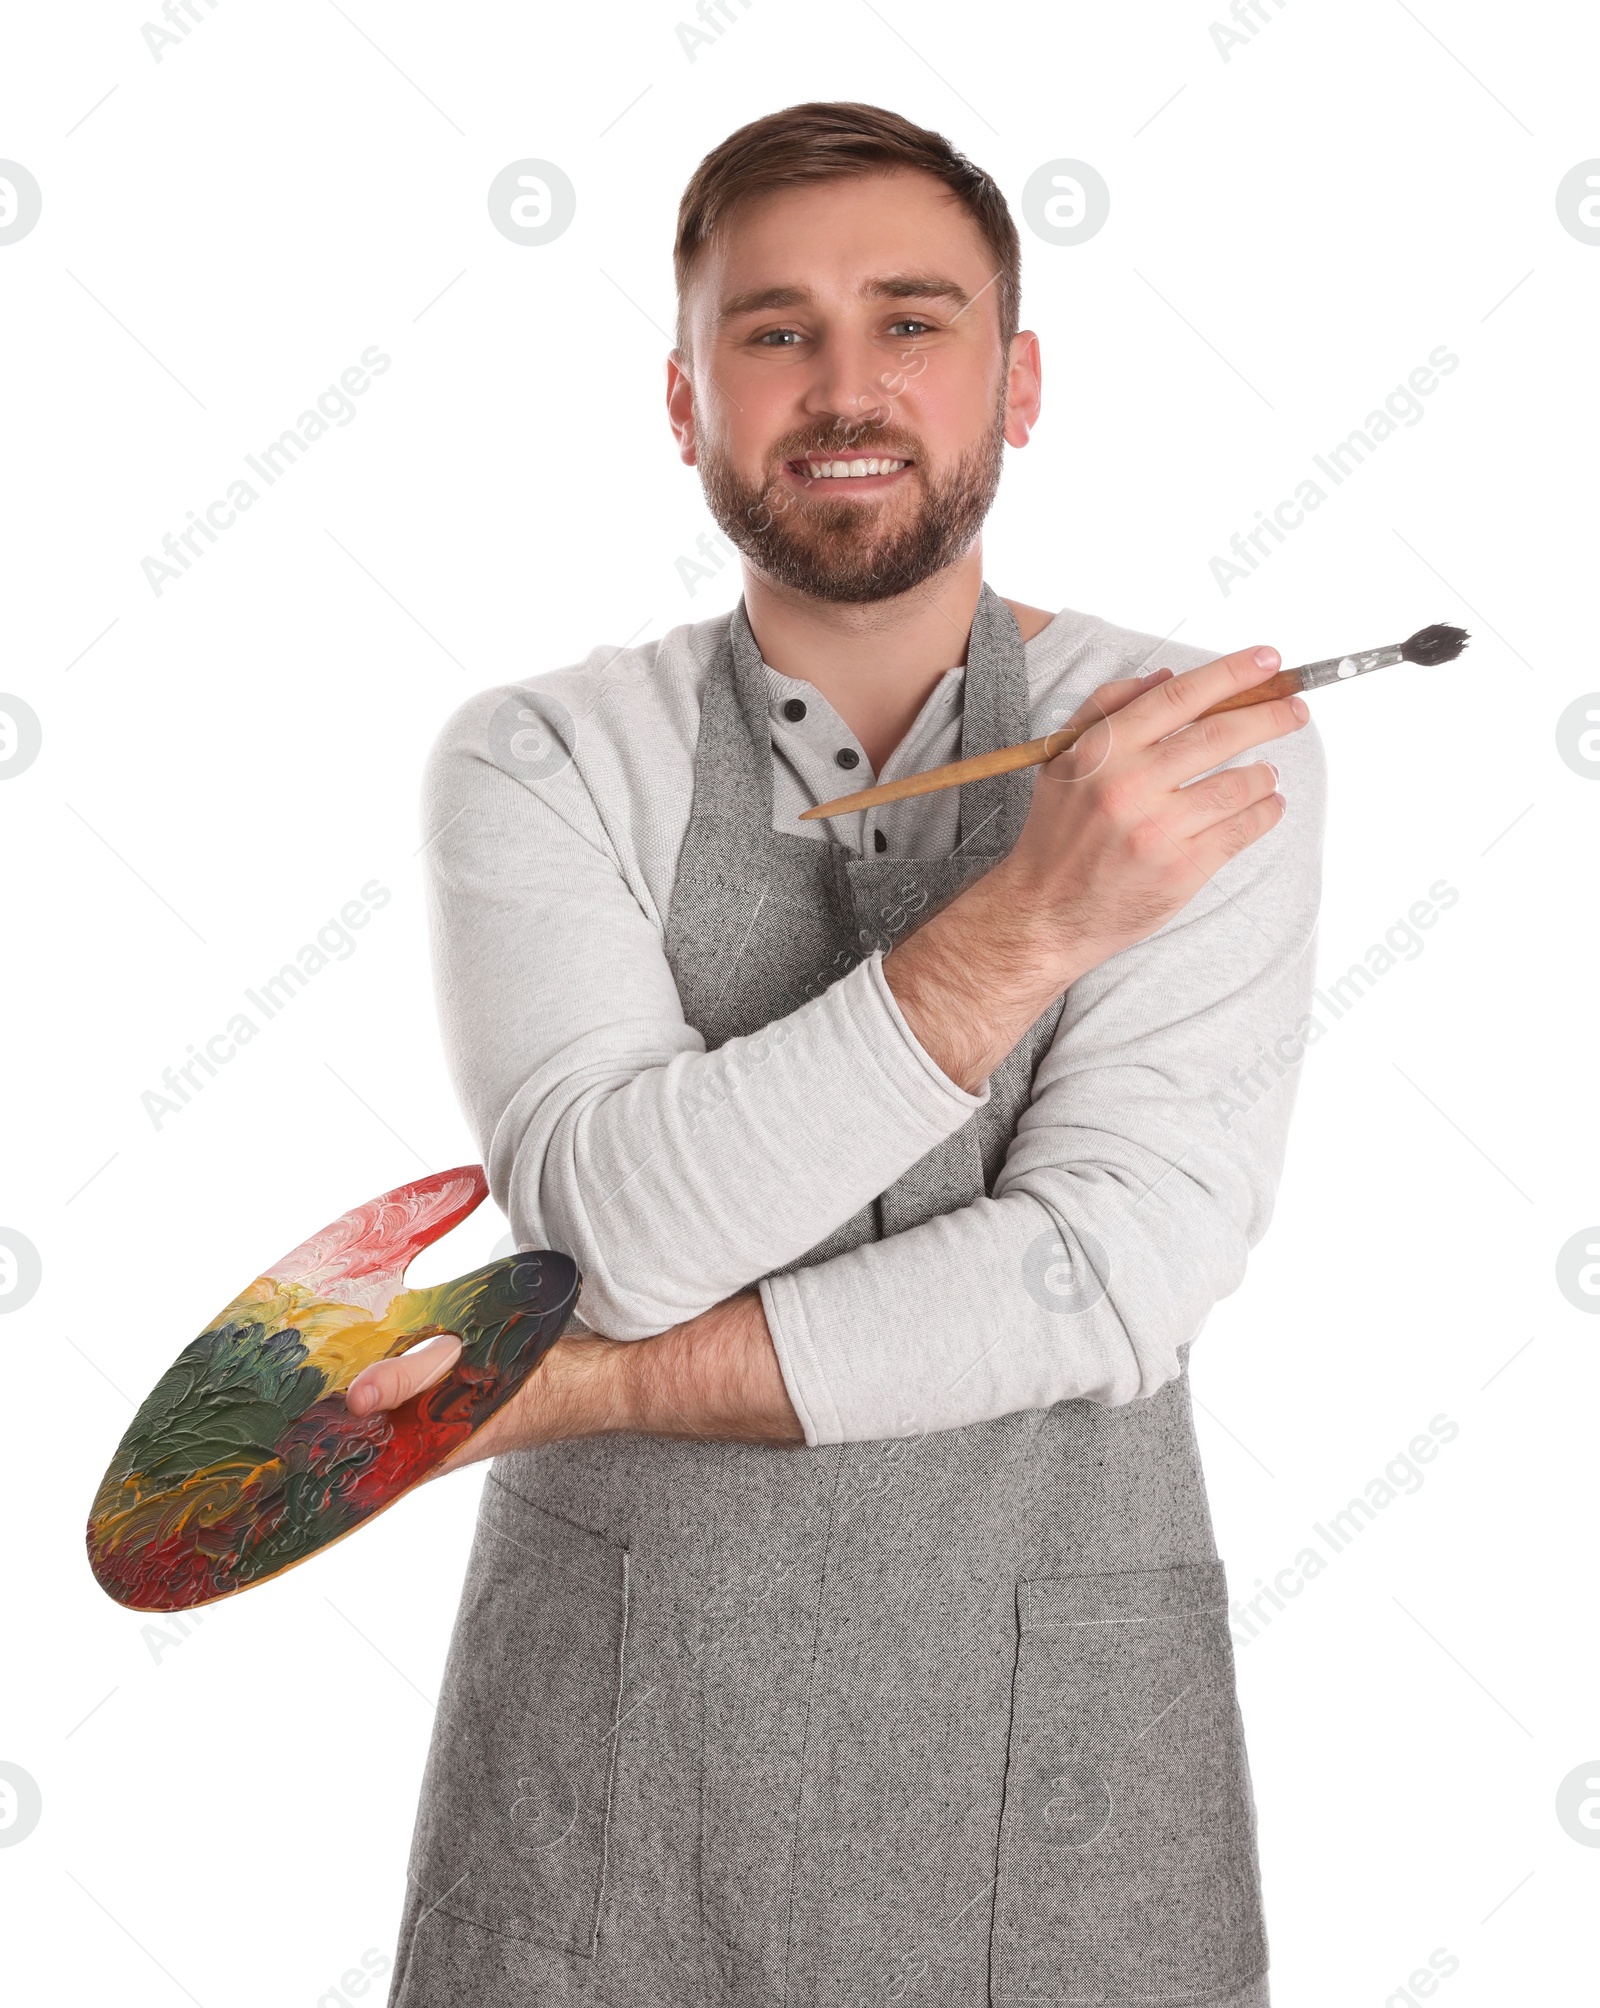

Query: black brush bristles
left=1401, top=623, right=1470, bottom=666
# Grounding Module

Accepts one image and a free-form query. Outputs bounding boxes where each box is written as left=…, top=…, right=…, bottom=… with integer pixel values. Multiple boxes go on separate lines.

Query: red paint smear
left=265, top=1164, right=488, bottom=1296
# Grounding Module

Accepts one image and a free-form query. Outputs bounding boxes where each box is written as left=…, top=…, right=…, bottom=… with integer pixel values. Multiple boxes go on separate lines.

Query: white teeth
left=799, top=457, right=909, bottom=478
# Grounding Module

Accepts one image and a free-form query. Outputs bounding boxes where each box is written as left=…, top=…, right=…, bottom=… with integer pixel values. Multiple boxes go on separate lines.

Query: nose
left=796, top=326, right=898, bottom=440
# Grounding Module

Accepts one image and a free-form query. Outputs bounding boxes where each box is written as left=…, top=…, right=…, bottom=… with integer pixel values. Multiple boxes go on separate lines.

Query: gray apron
left=388, top=586, right=1271, bottom=2008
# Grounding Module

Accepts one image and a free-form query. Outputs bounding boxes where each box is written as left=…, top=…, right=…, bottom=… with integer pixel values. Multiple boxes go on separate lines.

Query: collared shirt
left=420, top=603, right=1327, bottom=1446
left=763, top=658, right=965, bottom=859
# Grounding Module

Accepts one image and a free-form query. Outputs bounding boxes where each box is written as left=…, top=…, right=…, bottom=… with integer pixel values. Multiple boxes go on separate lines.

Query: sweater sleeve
left=420, top=689, right=986, bottom=1343
left=760, top=706, right=1329, bottom=1446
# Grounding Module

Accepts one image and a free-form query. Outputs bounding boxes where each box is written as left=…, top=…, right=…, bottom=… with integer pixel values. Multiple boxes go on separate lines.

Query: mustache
left=775, top=430, right=919, bottom=462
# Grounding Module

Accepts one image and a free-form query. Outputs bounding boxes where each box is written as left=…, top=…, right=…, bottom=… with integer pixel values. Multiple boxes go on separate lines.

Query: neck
left=740, top=545, right=985, bottom=775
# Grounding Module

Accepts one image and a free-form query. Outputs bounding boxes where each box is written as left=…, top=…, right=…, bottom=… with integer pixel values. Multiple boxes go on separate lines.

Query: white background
left=2, top=1, right=1597, bottom=2002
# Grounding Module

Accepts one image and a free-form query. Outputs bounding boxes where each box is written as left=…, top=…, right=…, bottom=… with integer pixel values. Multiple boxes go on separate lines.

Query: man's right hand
left=881, top=644, right=1309, bottom=1094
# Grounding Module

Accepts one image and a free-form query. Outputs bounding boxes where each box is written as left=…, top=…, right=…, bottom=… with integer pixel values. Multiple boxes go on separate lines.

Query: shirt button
left=874, top=828, right=887, bottom=853
left=835, top=747, right=860, bottom=769
left=782, top=698, right=807, bottom=722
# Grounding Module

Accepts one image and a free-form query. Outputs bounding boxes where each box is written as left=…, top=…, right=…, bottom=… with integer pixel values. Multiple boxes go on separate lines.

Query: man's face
left=669, top=169, right=1038, bottom=605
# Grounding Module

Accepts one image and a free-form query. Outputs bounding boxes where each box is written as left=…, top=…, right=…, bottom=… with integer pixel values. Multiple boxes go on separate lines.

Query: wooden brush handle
left=1192, top=668, right=1306, bottom=716
left=798, top=669, right=1306, bottom=820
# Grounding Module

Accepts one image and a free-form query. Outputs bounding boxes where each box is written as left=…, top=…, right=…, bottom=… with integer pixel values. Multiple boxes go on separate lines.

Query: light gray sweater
left=420, top=603, right=1326, bottom=1447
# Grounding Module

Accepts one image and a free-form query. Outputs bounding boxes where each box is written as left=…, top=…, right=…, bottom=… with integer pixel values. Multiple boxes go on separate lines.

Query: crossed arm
left=351, top=644, right=1322, bottom=1473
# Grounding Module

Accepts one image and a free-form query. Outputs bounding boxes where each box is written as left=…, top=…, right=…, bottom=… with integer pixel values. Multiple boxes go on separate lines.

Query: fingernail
left=1253, top=646, right=1280, bottom=671
left=1267, top=762, right=1280, bottom=787
left=1290, top=696, right=1309, bottom=721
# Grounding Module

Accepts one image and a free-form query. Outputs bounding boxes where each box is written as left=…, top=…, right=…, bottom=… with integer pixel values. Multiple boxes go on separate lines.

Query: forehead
left=692, top=168, right=999, bottom=329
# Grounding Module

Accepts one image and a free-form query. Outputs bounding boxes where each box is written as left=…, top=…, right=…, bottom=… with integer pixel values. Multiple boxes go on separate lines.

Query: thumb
left=347, top=1333, right=464, bottom=1418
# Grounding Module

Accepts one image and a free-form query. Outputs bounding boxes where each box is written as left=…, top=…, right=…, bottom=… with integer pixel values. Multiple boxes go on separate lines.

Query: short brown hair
left=673, top=100, right=1020, bottom=356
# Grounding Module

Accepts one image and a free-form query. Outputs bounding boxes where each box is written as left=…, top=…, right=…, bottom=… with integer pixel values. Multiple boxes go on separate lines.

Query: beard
left=695, top=396, right=1008, bottom=606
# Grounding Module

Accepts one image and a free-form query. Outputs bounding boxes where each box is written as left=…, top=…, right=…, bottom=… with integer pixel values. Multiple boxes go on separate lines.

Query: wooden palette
left=85, top=1166, right=579, bottom=1612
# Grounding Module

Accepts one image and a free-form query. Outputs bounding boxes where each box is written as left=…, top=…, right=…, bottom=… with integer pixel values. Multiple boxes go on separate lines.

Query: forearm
left=489, top=954, right=987, bottom=1341
left=439, top=1291, right=802, bottom=1472
left=882, top=854, right=1085, bottom=1095
left=620, top=1291, right=804, bottom=1446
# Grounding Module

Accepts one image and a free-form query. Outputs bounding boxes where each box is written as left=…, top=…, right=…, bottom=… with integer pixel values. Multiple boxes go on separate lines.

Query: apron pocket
left=990, top=1560, right=1267, bottom=2006
left=404, top=1474, right=629, bottom=1958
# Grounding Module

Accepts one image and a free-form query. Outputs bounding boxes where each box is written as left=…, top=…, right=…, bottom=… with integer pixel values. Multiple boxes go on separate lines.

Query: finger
left=347, top=1332, right=463, bottom=1418
left=1148, top=691, right=1308, bottom=790
left=1178, top=785, right=1287, bottom=879
left=1119, top=646, right=1286, bottom=752
left=1163, top=758, right=1282, bottom=840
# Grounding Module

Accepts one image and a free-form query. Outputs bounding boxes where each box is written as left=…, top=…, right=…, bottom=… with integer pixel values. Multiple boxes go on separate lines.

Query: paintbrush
left=799, top=623, right=1470, bottom=822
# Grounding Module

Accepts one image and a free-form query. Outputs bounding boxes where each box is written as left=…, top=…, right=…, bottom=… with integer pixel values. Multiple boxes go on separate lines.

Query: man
left=366, top=101, right=1322, bottom=2008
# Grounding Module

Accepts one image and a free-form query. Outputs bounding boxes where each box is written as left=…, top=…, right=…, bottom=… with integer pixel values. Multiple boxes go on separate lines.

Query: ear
left=666, top=349, right=698, bottom=466
left=1003, top=329, right=1042, bottom=447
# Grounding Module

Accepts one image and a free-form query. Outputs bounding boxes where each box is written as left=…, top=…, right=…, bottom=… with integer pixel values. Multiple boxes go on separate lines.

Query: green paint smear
left=121, top=1321, right=330, bottom=1483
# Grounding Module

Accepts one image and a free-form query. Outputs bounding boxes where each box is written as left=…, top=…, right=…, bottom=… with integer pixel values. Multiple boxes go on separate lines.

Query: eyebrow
left=717, top=274, right=973, bottom=323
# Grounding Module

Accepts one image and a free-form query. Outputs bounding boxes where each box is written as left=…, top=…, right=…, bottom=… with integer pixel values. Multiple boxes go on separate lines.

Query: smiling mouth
left=785, top=454, right=915, bottom=487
